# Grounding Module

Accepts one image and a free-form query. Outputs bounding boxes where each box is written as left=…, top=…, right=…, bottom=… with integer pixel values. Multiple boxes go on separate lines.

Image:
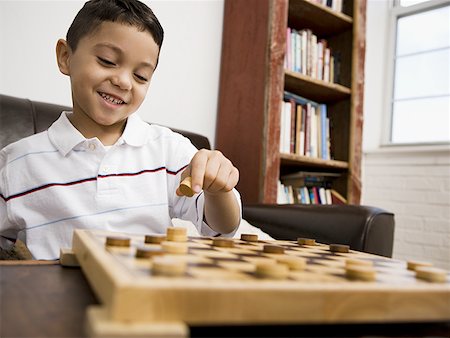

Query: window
left=388, top=0, right=450, bottom=145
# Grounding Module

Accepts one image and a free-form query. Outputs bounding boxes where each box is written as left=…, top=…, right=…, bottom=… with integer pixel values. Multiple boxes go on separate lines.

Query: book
left=289, top=98, right=297, bottom=154
left=295, top=104, right=303, bottom=155
left=282, top=92, right=331, bottom=159
left=304, top=103, right=311, bottom=157
left=309, top=187, right=316, bottom=204
left=318, top=187, right=327, bottom=205
left=310, top=105, right=318, bottom=158
left=295, top=30, right=302, bottom=73
left=285, top=27, right=291, bottom=69
left=317, top=40, right=325, bottom=81
left=325, top=189, right=332, bottom=204
left=319, top=104, right=328, bottom=159
left=301, top=30, right=307, bottom=75
left=323, top=47, right=331, bottom=82
left=311, top=34, right=317, bottom=79
left=330, top=189, right=347, bottom=205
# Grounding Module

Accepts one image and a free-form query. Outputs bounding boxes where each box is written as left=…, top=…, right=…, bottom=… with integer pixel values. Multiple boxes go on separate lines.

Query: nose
left=110, top=70, right=132, bottom=90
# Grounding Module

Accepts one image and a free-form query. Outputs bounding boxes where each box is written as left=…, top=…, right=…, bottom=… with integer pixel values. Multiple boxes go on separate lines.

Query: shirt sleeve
left=167, top=133, right=242, bottom=237
left=0, top=149, right=16, bottom=249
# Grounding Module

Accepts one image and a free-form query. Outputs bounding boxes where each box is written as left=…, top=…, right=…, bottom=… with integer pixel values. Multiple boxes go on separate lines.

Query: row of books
left=277, top=182, right=346, bottom=205
left=277, top=171, right=346, bottom=205
left=284, top=28, right=340, bottom=83
left=308, top=0, right=344, bottom=13
left=279, top=91, right=331, bottom=160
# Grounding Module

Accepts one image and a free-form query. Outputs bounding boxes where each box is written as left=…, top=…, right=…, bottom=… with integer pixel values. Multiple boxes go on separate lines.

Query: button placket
left=97, top=152, right=119, bottom=195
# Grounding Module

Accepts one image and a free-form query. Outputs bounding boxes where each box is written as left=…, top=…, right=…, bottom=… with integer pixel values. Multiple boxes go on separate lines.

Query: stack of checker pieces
left=69, top=228, right=450, bottom=338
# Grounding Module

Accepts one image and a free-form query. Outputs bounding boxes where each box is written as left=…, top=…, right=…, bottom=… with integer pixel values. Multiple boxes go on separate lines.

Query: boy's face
left=57, top=21, right=159, bottom=129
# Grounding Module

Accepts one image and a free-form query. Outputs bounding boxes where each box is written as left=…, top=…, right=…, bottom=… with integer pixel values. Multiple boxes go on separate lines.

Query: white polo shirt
left=0, top=112, right=241, bottom=260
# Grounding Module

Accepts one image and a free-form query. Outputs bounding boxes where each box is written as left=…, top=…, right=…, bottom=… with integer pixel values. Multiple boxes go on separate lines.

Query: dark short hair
left=66, top=0, right=164, bottom=52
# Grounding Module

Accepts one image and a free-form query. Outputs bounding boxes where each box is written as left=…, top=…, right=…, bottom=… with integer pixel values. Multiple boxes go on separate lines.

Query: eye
left=134, top=73, right=148, bottom=82
left=97, top=57, right=116, bottom=66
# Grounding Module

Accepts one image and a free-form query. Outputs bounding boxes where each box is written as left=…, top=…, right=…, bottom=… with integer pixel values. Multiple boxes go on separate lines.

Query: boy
left=0, top=0, right=241, bottom=260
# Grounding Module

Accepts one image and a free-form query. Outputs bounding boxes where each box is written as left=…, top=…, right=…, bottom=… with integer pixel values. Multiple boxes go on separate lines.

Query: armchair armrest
left=242, top=204, right=395, bottom=257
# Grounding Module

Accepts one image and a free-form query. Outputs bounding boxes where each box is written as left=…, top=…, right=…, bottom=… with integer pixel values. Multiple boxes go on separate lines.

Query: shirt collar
left=48, top=112, right=86, bottom=156
left=48, top=112, right=150, bottom=156
left=117, top=112, right=150, bottom=147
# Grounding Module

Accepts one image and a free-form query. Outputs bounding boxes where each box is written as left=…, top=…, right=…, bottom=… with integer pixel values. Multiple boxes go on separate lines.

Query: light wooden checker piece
left=329, top=244, right=350, bottom=253
left=105, top=236, right=131, bottom=247
left=68, top=229, right=450, bottom=337
left=178, top=176, right=195, bottom=197
left=166, top=227, right=188, bottom=242
left=240, top=233, right=259, bottom=242
left=297, top=238, right=316, bottom=246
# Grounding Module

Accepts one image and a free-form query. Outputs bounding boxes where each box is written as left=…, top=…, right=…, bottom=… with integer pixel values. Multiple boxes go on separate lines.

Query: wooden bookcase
left=216, top=0, right=366, bottom=205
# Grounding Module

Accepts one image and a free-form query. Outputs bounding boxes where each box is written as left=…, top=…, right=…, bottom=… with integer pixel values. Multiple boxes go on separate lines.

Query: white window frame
left=382, top=0, right=450, bottom=147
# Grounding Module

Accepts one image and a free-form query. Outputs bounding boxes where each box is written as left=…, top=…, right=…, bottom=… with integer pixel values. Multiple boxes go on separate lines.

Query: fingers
left=177, top=149, right=239, bottom=197
left=205, top=160, right=239, bottom=193
left=190, top=149, right=209, bottom=193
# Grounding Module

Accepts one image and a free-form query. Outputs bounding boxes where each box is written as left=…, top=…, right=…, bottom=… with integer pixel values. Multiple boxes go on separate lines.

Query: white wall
left=363, top=0, right=450, bottom=269
left=0, top=0, right=224, bottom=147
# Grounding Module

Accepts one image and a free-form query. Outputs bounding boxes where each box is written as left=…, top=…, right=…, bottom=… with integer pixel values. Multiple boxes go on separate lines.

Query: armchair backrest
left=0, top=94, right=211, bottom=150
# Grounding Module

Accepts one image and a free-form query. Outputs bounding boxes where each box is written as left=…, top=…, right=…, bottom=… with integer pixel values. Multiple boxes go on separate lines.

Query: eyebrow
left=94, top=43, right=155, bottom=69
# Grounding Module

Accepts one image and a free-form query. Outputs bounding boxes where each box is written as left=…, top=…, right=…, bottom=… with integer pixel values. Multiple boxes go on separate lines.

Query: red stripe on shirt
left=2, top=164, right=188, bottom=202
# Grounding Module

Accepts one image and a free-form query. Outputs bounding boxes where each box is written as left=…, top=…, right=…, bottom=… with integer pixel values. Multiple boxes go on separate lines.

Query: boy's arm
left=176, top=149, right=240, bottom=234
left=203, top=190, right=240, bottom=234
left=0, top=151, right=15, bottom=249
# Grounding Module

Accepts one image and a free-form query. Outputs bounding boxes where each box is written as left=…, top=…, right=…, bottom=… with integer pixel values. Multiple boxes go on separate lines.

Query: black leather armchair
left=0, top=94, right=395, bottom=259
left=243, top=204, right=395, bottom=257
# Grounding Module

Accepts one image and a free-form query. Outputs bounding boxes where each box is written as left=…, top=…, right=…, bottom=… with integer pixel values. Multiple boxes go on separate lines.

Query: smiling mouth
left=99, top=92, right=126, bottom=105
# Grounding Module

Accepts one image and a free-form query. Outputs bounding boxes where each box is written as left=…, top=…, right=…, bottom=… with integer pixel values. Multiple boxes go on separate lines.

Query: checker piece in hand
left=179, top=176, right=195, bottom=197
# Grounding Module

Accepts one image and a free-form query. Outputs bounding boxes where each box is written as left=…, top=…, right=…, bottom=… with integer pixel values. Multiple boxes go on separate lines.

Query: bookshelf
left=216, top=0, right=366, bottom=205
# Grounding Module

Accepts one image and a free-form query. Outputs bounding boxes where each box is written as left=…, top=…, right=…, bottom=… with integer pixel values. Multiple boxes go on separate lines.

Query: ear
left=56, top=39, right=71, bottom=76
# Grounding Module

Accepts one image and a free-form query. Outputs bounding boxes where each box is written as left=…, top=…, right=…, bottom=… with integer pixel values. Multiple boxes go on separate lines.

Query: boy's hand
left=176, top=149, right=239, bottom=197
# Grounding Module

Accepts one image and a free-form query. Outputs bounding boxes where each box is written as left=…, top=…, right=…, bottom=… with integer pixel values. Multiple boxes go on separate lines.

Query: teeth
left=100, top=92, right=124, bottom=104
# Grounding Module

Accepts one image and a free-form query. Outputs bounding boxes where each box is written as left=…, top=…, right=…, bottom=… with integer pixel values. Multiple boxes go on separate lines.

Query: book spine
left=284, top=101, right=291, bottom=153
left=301, top=30, right=308, bottom=76
left=318, top=187, right=327, bottom=205
left=309, top=188, right=316, bottom=204
left=330, top=54, right=335, bottom=84
left=289, top=98, right=296, bottom=154
left=295, top=31, right=301, bottom=73
left=291, top=29, right=296, bottom=72
left=325, top=189, right=332, bottom=205
left=324, top=48, right=331, bottom=82
left=300, top=104, right=306, bottom=156
left=310, top=105, right=318, bottom=158
left=320, top=104, right=327, bottom=159
left=295, top=104, right=303, bottom=155
left=306, top=29, right=312, bottom=77
left=285, top=27, right=291, bottom=70
left=317, top=40, right=324, bottom=81
left=279, top=101, right=285, bottom=153
left=304, top=103, right=311, bottom=157
left=325, top=117, right=331, bottom=160
left=311, top=34, right=317, bottom=79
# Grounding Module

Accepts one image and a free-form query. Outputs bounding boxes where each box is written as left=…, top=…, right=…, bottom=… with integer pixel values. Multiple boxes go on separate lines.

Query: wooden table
left=1, top=261, right=449, bottom=337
